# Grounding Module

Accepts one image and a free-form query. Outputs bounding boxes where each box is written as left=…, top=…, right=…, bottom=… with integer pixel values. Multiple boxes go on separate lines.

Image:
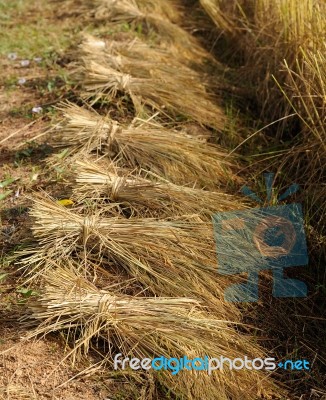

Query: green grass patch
left=0, top=0, right=73, bottom=58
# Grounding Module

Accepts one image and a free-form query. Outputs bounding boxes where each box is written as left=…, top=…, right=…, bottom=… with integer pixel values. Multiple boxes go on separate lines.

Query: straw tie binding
left=98, top=293, right=118, bottom=313
left=81, top=215, right=98, bottom=240
left=109, top=175, right=129, bottom=200
left=116, top=72, right=132, bottom=92
left=108, top=120, right=120, bottom=145
left=98, top=118, right=120, bottom=147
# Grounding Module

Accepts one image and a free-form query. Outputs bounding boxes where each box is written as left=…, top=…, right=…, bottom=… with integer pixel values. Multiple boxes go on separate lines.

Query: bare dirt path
left=0, top=2, right=109, bottom=398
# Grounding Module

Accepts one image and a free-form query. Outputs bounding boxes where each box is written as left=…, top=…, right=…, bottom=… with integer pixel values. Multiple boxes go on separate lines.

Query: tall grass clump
left=199, top=0, right=326, bottom=128
left=199, top=0, right=326, bottom=245
left=277, top=46, right=326, bottom=245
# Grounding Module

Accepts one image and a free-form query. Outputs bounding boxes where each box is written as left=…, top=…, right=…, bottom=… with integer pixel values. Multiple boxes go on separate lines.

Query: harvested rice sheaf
left=27, top=267, right=283, bottom=400
left=73, top=158, right=247, bottom=219
left=21, top=196, right=241, bottom=319
left=81, top=60, right=226, bottom=131
left=78, top=36, right=225, bottom=131
left=81, top=34, right=220, bottom=74
left=93, top=0, right=209, bottom=62
left=53, top=103, right=237, bottom=188
left=95, top=0, right=181, bottom=24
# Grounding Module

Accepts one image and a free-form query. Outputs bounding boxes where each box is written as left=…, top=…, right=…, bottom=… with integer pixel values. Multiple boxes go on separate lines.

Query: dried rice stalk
left=80, top=51, right=225, bottom=130
left=94, top=0, right=208, bottom=62
left=95, top=0, right=181, bottom=24
left=0, top=385, right=34, bottom=400
left=199, top=0, right=239, bottom=34
left=73, top=158, right=247, bottom=218
left=27, top=267, right=281, bottom=400
left=81, top=35, right=183, bottom=73
left=81, top=34, right=221, bottom=73
left=82, top=35, right=170, bottom=61
left=21, top=196, right=239, bottom=319
left=51, top=0, right=94, bottom=18
left=80, top=35, right=224, bottom=97
left=54, top=103, right=236, bottom=187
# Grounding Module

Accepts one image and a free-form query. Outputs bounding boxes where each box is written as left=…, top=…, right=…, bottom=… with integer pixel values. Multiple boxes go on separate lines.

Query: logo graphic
left=212, top=173, right=308, bottom=302
left=113, top=354, right=310, bottom=374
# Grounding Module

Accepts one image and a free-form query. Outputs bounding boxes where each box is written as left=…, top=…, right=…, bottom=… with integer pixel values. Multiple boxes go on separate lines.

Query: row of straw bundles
left=52, top=102, right=238, bottom=188
left=79, top=35, right=225, bottom=131
left=27, top=266, right=281, bottom=400
left=24, top=1, right=282, bottom=398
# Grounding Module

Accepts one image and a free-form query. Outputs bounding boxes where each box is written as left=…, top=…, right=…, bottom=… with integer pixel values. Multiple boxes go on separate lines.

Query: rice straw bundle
left=21, top=196, right=243, bottom=319
left=82, top=35, right=169, bottom=59
left=73, top=158, right=247, bottom=219
left=93, top=0, right=208, bottom=62
left=80, top=55, right=225, bottom=130
left=81, top=34, right=223, bottom=75
left=81, top=35, right=199, bottom=72
left=95, top=0, right=181, bottom=24
left=54, top=103, right=235, bottom=187
left=81, top=44, right=198, bottom=81
left=52, top=0, right=94, bottom=18
left=27, top=267, right=282, bottom=400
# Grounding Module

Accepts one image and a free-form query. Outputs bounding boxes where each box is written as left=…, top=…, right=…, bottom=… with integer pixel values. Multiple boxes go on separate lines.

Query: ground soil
left=0, top=2, right=109, bottom=399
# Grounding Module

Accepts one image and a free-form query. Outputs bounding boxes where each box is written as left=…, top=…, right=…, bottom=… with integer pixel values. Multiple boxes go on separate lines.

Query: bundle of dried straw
left=21, top=196, right=242, bottom=319
left=94, top=0, right=208, bottom=62
left=73, top=158, right=247, bottom=218
left=54, top=103, right=236, bottom=187
left=27, top=266, right=280, bottom=400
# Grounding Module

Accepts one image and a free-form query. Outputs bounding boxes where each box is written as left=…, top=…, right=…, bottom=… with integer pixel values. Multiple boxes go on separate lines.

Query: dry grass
left=26, top=266, right=281, bottom=400
left=276, top=46, right=326, bottom=242
left=93, top=0, right=209, bottom=62
left=20, top=195, right=243, bottom=320
left=199, top=0, right=326, bottom=123
left=200, top=0, right=326, bottom=242
left=279, top=47, right=326, bottom=157
left=199, top=1, right=326, bottom=395
left=73, top=157, right=247, bottom=218
left=78, top=34, right=225, bottom=130
left=0, top=385, right=36, bottom=400
left=52, top=102, right=237, bottom=187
